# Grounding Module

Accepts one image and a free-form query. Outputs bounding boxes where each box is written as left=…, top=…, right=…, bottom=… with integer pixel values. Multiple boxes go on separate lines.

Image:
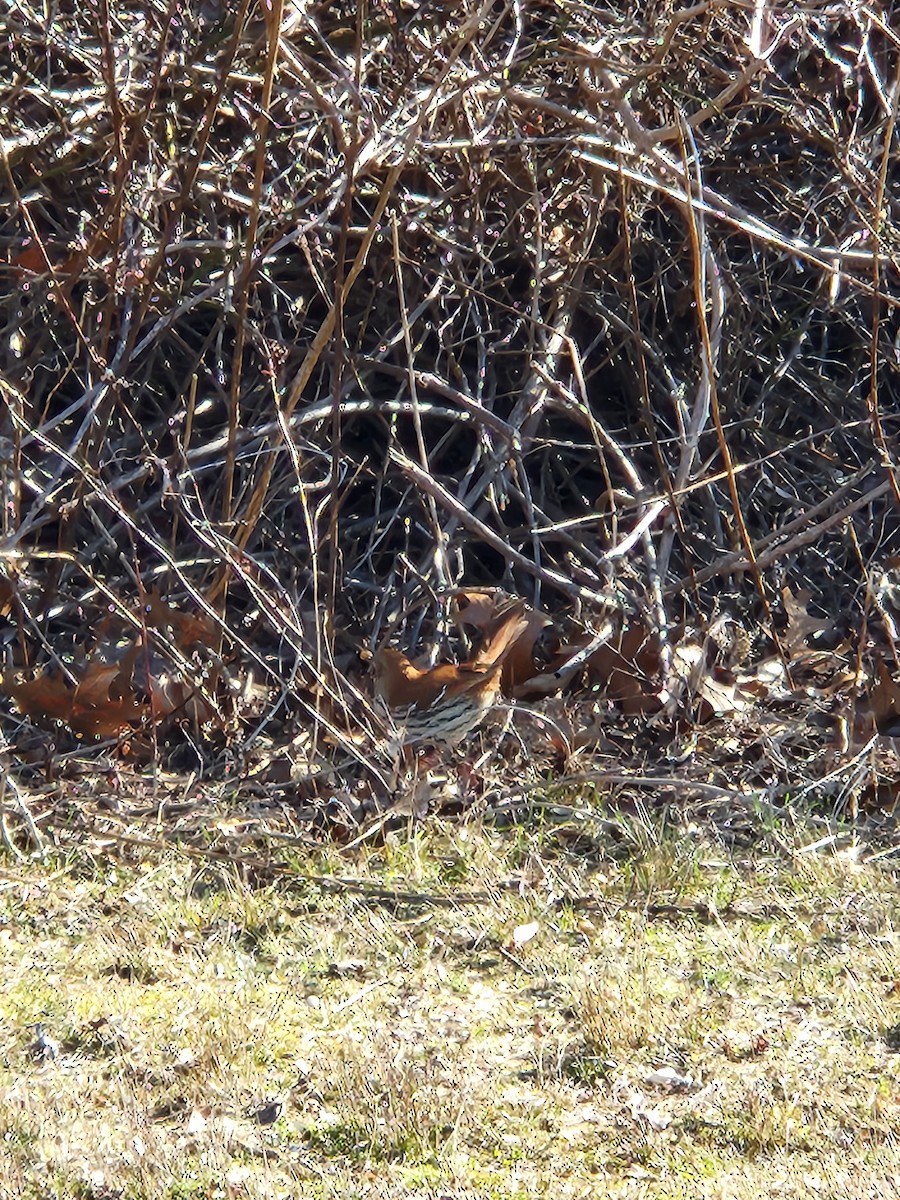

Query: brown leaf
left=584, top=623, right=662, bottom=714
left=146, top=668, right=218, bottom=725
left=782, top=586, right=830, bottom=655
left=868, top=659, right=900, bottom=733
left=143, top=588, right=220, bottom=651
left=451, top=589, right=507, bottom=631
left=4, top=653, right=147, bottom=739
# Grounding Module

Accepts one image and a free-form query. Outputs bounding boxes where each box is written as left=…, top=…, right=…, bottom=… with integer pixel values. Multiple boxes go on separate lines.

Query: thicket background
left=2, top=0, right=899, bottom=790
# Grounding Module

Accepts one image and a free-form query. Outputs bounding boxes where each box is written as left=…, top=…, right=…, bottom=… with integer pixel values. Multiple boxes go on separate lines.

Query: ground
left=3, top=802, right=900, bottom=1199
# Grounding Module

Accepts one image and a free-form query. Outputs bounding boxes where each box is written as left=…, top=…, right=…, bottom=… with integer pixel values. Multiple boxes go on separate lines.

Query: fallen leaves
left=453, top=589, right=552, bottom=693
left=4, top=651, right=145, bottom=739
left=781, top=586, right=830, bottom=655
left=4, top=576, right=900, bottom=814
left=1, top=592, right=226, bottom=741
left=444, top=585, right=900, bottom=814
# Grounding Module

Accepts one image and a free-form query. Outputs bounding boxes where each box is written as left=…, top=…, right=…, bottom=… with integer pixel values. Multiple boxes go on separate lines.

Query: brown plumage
left=372, top=603, right=532, bottom=747
left=452, top=589, right=552, bottom=694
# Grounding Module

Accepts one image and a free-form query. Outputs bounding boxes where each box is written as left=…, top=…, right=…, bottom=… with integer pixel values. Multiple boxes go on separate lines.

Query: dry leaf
left=143, top=587, right=220, bottom=651
left=584, top=622, right=662, bottom=714
left=644, top=1066, right=693, bottom=1091
left=186, top=1108, right=208, bottom=1136
left=4, top=651, right=147, bottom=738
left=512, top=920, right=540, bottom=947
left=146, top=667, right=218, bottom=725
left=782, top=586, right=830, bottom=654
left=868, top=659, right=900, bottom=733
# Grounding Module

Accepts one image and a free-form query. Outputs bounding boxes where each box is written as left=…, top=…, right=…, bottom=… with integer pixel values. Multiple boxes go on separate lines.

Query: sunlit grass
left=2, top=809, right=900, bottom=1198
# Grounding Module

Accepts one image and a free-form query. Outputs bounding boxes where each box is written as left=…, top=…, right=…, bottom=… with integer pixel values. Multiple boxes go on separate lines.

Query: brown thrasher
left=372, top=602, right=532, bottom=748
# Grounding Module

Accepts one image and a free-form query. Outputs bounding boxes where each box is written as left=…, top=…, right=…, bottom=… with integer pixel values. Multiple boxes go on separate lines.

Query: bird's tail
left=476, top=601, right=533, bottom=668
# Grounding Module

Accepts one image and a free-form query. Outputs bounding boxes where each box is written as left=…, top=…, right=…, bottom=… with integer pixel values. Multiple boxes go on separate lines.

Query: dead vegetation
left=2, top=0, right=900, bottom=835
left=3, top=0, right=900, bottom=1136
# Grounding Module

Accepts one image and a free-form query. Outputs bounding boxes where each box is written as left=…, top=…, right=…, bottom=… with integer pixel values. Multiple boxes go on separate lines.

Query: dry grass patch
left=2, top=818, right=900, bottom=1198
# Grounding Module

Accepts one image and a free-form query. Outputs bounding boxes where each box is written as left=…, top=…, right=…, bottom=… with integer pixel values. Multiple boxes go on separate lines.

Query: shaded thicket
left=1, top=0, right=898, bottom=766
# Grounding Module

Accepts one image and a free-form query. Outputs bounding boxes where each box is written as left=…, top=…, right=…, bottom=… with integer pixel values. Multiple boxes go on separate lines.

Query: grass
left=2, top=808, right=900, bottom=1199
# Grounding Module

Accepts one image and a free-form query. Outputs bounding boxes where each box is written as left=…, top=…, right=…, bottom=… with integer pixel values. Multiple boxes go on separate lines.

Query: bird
left=371, top=602, right=532, bottom=748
